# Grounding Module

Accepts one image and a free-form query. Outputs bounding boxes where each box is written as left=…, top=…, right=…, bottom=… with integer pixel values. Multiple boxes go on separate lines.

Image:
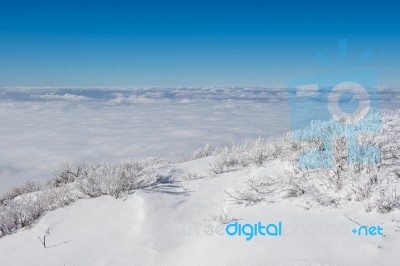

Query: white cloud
left=31, top=93, right=88, bottom=101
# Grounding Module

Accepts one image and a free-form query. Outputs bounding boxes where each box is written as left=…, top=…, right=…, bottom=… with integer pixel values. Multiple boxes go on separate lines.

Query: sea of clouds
left=0, top=87, right=399, bottom=194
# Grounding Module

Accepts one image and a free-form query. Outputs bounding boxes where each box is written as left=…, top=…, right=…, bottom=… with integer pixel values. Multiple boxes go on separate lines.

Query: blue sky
left=0, top=0, right=399, bottom=87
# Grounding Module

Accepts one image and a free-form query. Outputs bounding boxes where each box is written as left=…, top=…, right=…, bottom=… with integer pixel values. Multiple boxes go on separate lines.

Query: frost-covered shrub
left=292, top=108, right=382, bottom=168
left=306, top=185, right=340, bottom=207
left=278, top=166, right=310, bottom=198
left=226, top=184, right=264, bottom=206
left=0, top=157, right=163, bottom=237
left=209, top=156, right=226, bottom=176
left=237, top=133, right=306, bottom=168
left=49, top=162, right=87, bottom=187
left=0, top=186, right=78, bottom=236
left=0, top=197, right=44, bottom=234
left=0, top=180, right=42, bottom=203
left=78, top=159, right=162, bottom=198
left=191, top=144, right=214, bottom=160
left=249, top=137, right=272, bottom=167
left=241, top=108, right=399, bottom=210
left=79, top=161, right=141, bottom=198
left=226, top=176, right=276, bottom=206
left=0, top=203, right=18, bottom=235
left=346, top=165, right=377, bottom=201
left=183, top=172, right=200, bottom=181
left=209, top=208, right=237, bottom=224
left=208, top=144, right=249, bottom=176
left=375, top=188, right=400, bottom=213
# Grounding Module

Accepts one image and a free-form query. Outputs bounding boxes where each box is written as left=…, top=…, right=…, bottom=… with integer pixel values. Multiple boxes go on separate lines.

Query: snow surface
left=0, top=157, right=399, bottom=266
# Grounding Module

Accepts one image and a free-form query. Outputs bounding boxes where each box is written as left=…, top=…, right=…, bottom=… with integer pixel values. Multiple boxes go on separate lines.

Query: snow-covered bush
left=226, top=176, right=276, bottom=206
left=247, top=135, right=303, bottom=167
left=0, top=202, right=19, bottom=235
left=49, top=162, right=88, bottom=187
left=292, top=108, right=382, bottom=168
left=208, top=144, right=249, bottom=176
left=209, top=208, right=236, bottom=224
left=78, top=159, right=161, bottom=198
left=191, top=144, right=214, bottom=160
left=0, top=157, right=164, bottom=237
left=249, top=137, right=273, bottom=167
left=207, top=134, right=304, bottom=176
left=375, top=189, right=400, bottom=213
left=278, top=165, right=310, bottom=198
left=0, top=184, right=79, bottom=236
left=225, top=184, right=264, bottom=206
left=209, top=156, right=226, bottom=176
left=183, top=172, right=200, bottom=181
left=0, top=180, right=42, bottom=203
left=228, top=125, right=398, bottom=210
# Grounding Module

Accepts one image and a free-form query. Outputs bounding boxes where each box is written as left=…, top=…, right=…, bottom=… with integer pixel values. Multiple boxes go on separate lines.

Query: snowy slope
left=0, top=157, right=399, bottom=266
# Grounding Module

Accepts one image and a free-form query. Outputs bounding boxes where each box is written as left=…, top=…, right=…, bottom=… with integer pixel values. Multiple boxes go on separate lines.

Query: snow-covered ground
left=0, top=157, right=399, bottom=266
